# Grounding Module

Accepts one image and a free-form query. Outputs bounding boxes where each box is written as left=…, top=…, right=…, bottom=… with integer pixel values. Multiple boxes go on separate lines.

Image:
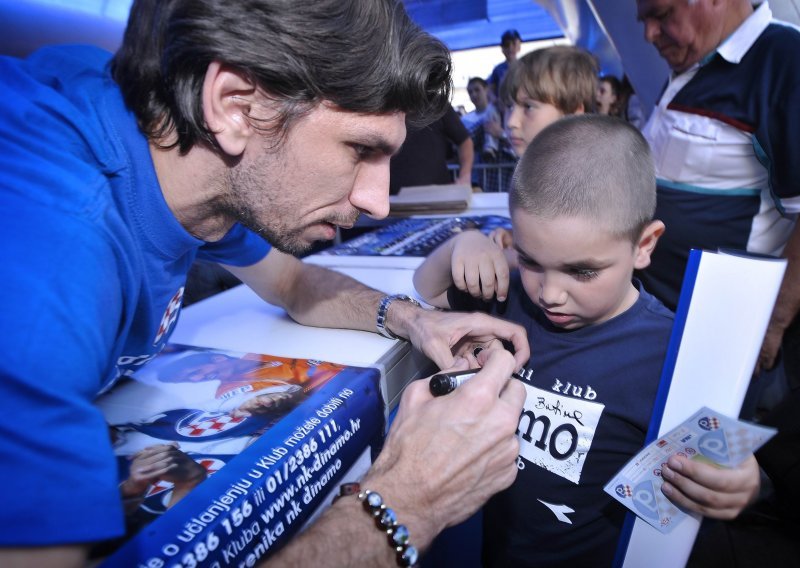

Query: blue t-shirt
left=450, top=275, right=674, bottom=567
left=0, top=46, right=271, bottom=545
left=487, top=61, right=510, bottom=95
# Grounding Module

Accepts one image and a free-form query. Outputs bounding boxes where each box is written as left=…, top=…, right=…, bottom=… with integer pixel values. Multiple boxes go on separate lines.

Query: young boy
left=415, top=115, right=671, bottom=566
left=500, top=45, right=597, bottom=158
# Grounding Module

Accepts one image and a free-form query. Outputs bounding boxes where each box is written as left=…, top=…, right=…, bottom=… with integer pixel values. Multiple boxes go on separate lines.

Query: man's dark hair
left=467, top=77, right=489, bottom=89
left=501, top=29, right=522, bottom=44
left=112, top=0, right=452, bottom=154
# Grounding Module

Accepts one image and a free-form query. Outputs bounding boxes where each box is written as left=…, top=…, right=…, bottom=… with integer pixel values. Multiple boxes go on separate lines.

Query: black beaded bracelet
left=337, top=483, right=419, bottom=567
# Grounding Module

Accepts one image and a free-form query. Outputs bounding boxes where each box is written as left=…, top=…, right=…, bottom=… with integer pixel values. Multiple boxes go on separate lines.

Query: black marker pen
left=429, top=368, right=522, bottom=397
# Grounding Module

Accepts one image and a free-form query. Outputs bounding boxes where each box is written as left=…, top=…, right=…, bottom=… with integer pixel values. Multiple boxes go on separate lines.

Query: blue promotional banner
left=96, top=344, right=384, bottom=567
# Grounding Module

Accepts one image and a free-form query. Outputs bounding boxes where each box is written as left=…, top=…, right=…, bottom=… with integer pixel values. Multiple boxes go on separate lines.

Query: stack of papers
left=389, top=184, right=472, bottom=214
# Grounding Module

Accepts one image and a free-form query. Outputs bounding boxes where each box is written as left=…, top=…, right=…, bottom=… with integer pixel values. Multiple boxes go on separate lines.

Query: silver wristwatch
left=376, top=294, right=420, bottom=339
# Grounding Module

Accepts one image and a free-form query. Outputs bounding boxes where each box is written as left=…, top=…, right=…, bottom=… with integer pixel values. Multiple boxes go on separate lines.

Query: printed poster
left=95, top=343, right=384, bottom=567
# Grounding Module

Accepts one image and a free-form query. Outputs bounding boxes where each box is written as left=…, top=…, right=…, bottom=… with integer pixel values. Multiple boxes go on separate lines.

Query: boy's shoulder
left=635, top=280, right=675, bottom=324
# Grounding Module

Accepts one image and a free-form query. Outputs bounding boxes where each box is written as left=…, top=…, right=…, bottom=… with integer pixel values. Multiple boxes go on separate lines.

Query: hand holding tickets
left=604, top=407, right=776, bottom=533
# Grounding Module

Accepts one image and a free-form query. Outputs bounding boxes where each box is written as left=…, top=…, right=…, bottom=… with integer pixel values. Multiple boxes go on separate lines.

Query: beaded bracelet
left=337, top=482, right=419, bottom=567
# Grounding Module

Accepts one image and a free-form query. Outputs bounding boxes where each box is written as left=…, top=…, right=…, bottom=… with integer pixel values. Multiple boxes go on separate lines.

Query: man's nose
left=643, top=19, right=659, bottom=44
left=350, top=162, right=390, bottom=220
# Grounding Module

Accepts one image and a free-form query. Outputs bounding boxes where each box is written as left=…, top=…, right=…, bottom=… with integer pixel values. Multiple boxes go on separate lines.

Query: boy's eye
left=518, top=255, right=541, bottom=270
left=570, top=268, right=599, bottom=281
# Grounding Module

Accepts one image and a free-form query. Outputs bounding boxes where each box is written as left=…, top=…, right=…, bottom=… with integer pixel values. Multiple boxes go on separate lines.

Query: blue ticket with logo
left=604, top=407, right=776, bottom=533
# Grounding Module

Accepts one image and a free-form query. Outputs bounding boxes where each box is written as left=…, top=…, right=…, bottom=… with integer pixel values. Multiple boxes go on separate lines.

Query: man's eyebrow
left=355, top=134, right=402, bottom=157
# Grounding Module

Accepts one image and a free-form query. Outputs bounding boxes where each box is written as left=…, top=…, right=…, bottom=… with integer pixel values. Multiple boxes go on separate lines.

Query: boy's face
left=511, top=211, right=660, bottom=330
left=505, top=89, right=565, bottom=157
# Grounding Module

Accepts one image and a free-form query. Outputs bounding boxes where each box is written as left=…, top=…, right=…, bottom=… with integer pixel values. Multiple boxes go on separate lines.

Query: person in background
left=487, top=28, right=522, bottom=103
left=620, top=75, right=646, bottom=129
left=0, top=0, right=531, bottom=565
left=637, top=0, right=800, bottom=564
left=596, top=74, right=623, bottom=117
left=389, top=105, right=474, bottom=194
left=461, top=77, right=501, bottom=160
left=414, top=115, right=760, bottom=567
left=461, top=77, right=513, bottom=191
left=636, top=0, right=800, bottom=372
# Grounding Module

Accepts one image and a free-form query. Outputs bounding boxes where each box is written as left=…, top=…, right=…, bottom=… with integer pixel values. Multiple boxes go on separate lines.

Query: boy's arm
left=414, top=230, right=510, bottom=308
left=414, top=234, right=461, bottom=308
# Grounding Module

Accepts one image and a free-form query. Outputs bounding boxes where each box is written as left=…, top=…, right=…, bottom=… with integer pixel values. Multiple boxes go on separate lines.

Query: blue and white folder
left=615, top=249, right=786, bottom=568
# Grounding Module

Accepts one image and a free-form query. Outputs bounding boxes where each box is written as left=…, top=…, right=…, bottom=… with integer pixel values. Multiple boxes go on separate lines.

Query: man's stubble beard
left=221, top=144, right=314, bottom=257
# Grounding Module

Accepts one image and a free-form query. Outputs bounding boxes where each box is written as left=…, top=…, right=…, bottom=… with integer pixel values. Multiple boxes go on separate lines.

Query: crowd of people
left=1, top=0, right=798, bottom=567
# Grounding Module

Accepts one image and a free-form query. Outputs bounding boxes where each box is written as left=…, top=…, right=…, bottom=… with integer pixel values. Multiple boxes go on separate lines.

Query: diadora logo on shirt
left=154, top=287, right=185, bottom=345
left=516, top=382, right=604, bottom=484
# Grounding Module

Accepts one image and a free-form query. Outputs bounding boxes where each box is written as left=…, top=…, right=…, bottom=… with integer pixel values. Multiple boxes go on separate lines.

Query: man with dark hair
left=0, top=0, right=529, bottom=565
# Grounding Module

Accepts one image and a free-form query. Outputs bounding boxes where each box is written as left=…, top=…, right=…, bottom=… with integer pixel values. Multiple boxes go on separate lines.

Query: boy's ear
left=574, top=103, right=585, bottom=115
left=202, top=61, right=259, bottom=157
left=633, top=220, right=665, bottom=270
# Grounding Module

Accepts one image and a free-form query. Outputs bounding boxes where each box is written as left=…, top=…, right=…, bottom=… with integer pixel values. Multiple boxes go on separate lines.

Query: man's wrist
left=377, top=294, right=421, bottom=340
left=361, top=468, right=440, bottom=552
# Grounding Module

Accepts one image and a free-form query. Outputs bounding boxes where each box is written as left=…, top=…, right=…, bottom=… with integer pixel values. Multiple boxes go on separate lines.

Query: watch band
left=376, top=294, right=420, bottom=340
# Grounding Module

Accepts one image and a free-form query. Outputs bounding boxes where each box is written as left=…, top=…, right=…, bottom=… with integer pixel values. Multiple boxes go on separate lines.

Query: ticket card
left=604, top=407, right=776, bottom=533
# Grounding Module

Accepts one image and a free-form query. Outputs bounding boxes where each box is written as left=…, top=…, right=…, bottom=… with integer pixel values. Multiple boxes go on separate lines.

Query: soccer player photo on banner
left=94, top=343, right=384, bottom=567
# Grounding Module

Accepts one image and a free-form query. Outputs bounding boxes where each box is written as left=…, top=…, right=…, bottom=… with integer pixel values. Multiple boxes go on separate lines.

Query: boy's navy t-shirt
left=450, top=274, right=674, bottom=567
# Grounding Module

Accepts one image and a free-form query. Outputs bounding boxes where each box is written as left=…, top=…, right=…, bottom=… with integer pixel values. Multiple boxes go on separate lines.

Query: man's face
left=636, top=0, right=723, bottom=72
left=501, top=39, right=522, bottom=62
left=223, top=102, right=406, bottom=255
left=511, top=211, right=642, bottom=330
left=505, top=89, right=565, bottom=157
left=467, top=81, right=489, bottom=111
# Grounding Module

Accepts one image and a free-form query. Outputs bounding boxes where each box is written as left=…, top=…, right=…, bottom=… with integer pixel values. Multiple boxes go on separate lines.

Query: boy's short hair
left=501, top=46, right=597, bottom=114
left=510, top=115, right=656, bottom=243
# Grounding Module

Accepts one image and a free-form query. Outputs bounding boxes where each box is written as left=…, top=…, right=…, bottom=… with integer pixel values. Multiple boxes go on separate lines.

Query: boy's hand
left=451, top=230, right=510, bottom=302
left=488, top=227, right=514, bottom=250
left=660, top=454, right=760, bottom=520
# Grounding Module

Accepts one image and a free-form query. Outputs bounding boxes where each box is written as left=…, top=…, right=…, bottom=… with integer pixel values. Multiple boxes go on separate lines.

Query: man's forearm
left=225, top=250, right=384, bottom=333
left=279, top=261, right=384, bottom=332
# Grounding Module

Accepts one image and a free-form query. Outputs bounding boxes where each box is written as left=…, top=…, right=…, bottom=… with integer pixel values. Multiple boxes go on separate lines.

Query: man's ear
left=633, top=220, right=665, bottom=270
left=202, top=61, right=258, bottom=157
